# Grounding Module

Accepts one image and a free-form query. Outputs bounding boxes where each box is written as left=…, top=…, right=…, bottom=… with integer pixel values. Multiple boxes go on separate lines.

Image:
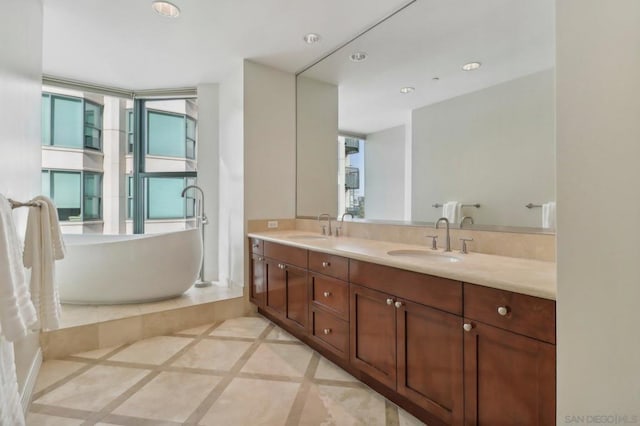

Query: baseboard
left=21, top=347, right=42, bottom=416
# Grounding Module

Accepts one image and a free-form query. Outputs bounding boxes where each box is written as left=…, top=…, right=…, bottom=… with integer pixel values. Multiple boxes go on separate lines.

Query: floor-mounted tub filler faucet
left=435, top=217, right=452, bottom=252
left=182, top=185, right=212, bottom=288
left=317, top=213, right=332, bottom=236
left=336, top=213, right=353, bottom=237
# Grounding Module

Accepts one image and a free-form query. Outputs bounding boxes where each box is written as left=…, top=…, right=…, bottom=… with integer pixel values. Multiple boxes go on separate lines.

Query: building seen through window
left=41, top=87, right=198, bottom=234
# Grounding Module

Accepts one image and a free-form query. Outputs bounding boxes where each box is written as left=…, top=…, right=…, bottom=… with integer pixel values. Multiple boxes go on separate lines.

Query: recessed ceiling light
left=152, top=1, right=181, bottom=18
left=350, top=52, right=368, bottom=62
left=303, top=33, right=321, bottom=44
left=432, top=77, right=440, bottom=81
left=462, top=62, right=482, bottom=71
left=400, top=87, right=415, bottom=94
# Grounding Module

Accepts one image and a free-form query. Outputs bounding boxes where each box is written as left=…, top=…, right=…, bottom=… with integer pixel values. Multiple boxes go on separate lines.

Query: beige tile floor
left=28, top=316, right=426, bottom=426
left=59, top=284, right=243, bottom=329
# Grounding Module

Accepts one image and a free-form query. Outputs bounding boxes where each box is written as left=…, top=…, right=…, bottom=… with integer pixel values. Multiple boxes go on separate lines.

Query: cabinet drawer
left=311, top=308, right=349, bottom=357
left=249, top=238, right=264, bottom=255
left=309, top=251, right=349, bottom=281
left=264, top=241, right=308, bottom=268
left=464, top=283, right=556, bottom=344
left=311, top=274, right=348, bottom=319
left=350, top=260, right=462, bottom=315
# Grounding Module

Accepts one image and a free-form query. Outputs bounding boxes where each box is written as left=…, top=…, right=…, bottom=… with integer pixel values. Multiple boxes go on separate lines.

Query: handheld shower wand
left=181, top=185, right=212, bottom=288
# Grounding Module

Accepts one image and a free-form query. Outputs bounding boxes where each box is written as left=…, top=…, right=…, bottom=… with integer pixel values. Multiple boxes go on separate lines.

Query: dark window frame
left=42, top=168, right=103, bottom=222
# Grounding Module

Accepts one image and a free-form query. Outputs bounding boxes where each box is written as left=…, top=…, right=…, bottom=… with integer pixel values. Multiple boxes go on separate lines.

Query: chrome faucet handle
left=321, top=225, right=327, bottom=235
left=460, top=237, right=474, bottom=254
left=335, top=226, right=342, bottom=237
left=425, top=235, right=438, bottom=250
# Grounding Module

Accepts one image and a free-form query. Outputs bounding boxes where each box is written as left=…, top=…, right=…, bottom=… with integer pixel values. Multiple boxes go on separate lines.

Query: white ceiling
left=42, top=0, right=410, bottom=90
left=300, top=0, right=555, bottom=135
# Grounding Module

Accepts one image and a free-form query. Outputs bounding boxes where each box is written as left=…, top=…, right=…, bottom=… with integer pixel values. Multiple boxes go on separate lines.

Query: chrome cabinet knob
left=323, top=291, right=331, bottom=298
left=278, top=263, right=286, bottom=270
left=463, top=323, right=473, bottom=332
left=258, top=256, right=264, bottom=261
left=253, top=243, right=260, bottom=248
left=394, top=301, right=404, bottom=309
left=497, top=306, right=509, bottom=316
left=323, top=328, right=332, bottom=335
left=386, top=298, right=394, bottom=305
left=322, top=261, right=331, bottom=268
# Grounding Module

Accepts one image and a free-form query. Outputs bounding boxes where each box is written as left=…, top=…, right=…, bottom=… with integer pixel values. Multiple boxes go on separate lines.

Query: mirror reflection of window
left=338, top=136, right=365, bottom=218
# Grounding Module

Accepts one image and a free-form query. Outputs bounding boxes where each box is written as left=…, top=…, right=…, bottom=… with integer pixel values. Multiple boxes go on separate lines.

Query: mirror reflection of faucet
left=460, top=216, right=474, bottom=228
left=336, top=213, right=353, bottom=237
left=317, top=213, right=332, bottom=236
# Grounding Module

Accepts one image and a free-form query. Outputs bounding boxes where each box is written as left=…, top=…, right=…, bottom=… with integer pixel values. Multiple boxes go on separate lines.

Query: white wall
left=196, top=83, right=219, bottom=281
left=365, top=125, right=406, bottom=220
left=557, top=1, right=640, bottom=420
left=411, top=70, right=555, bottom=227
left=296, top=76, right=339, bottom=217
left=0, top=0, right=43, bottom=401
left=218, top=65, right=244, bottom=287
left=244, top=61, right=296, bottom=220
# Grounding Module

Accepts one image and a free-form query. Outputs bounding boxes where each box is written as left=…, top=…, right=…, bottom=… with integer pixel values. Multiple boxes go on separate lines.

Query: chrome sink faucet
left=318, top=213, right=332, bottom=236
left=336, top=212, right=353, bottom=237
left=435, top=217, right=452, bottom=252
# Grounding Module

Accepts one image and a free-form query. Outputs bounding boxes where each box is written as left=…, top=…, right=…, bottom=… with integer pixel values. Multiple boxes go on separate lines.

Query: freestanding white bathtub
left=57, top=229, right=202, bottom=304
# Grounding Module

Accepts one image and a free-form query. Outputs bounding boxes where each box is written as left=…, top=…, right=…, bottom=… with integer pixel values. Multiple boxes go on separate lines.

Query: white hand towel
left=24, top=196, right=65, bottom=262
left=442, top=202, right=461, bottom=224
left=542, top=202, right=556, bottom=229
left=0, top=338, right=26, bottom=426
left=0, top=195, right=37, bottom=342
left=23, top=198, right=62, bottom=331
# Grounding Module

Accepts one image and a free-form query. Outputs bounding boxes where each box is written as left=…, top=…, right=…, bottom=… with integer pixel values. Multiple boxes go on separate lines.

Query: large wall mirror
left=296, top=0, right=555, bottom=232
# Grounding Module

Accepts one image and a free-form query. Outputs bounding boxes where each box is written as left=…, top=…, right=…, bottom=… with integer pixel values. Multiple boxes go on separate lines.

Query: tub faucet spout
left=182, top=185, right=212, bottom=288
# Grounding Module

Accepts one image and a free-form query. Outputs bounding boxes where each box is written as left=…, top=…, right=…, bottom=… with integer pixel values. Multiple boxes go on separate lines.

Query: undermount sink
left=387, top=249, right=461, bottom=263
left=286, top=235, right=329, bottom=241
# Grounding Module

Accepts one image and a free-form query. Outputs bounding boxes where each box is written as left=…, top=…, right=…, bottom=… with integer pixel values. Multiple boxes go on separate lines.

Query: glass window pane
left=127, top=176, right=133, bottom=219
left=147, top=178, right=185, bottom=219
left=83, top=173, right=102, bottom=220
left=41, top=95, right=51, bottom=145
left=84, top=102, right=102, bottom=128
left=185, top=177, right=196, bottom=218
left=52, top=171, right=81, bottom=221
left=147, top=111, right=185, bottom=157
left=186, top=139, right=195, bottom=160
left=52, top=97, right=83, bottom=148
left=127, top=110, right=134, bottom=154
left=186, top=117, right=196, bottom=140
left=84, top=127, right=101, bottom=150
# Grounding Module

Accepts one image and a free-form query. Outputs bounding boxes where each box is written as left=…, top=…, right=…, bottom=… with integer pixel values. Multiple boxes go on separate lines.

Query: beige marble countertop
left=248, top=230, right=557, bottom=300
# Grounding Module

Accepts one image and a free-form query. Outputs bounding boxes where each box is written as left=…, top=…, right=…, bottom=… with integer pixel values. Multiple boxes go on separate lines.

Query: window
left=83, top=172, right=102, bottom=220
left=126, top=110, right=134, bottom=154
left=41, top=93, right=103, bottom=150
left=127, top=176, right=134, bottom=219
left=145, top=177, right=196, bottom=220
left=42, top=169, right=103, bottom=221
left=147, top=110, right=196, bottom=159
left=84, top=101, right=102, bottom=150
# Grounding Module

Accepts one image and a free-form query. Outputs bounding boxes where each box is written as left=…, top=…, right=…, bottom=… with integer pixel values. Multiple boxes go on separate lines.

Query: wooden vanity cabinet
left=249, top=239, right=556, bottom=426
left=463, top=283, right=556, bottom=425
left=350, top=261, right=464, bottom=426
left=309, top=251, right=350, bottom=359
left=262, top=241, right=309, bottom=333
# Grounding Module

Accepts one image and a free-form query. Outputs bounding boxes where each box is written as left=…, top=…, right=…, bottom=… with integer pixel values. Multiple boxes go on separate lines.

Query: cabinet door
left=249, top=254, right=266, bottom=308
left=350, top=284, right=397, bottom=388
left=284, top=264, right=308, bottom=331
left=464, top=320, right=556, bottom=426
left=264, top=258, right=286, bottom=319
left=397, top=300, right=463, bottom=425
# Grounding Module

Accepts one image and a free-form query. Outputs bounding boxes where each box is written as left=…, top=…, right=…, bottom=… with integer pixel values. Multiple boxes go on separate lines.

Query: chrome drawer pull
left=497, top=306, right=509, bottom=316
left=323, top=291, right=331, bottom=298
left=322, top=261, right=331, bottom=268
left=323, top=328, right=332, bottom=335
left=463, top=323, right=473, bottom=332
left=386, top=298, right=394, bottom=305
